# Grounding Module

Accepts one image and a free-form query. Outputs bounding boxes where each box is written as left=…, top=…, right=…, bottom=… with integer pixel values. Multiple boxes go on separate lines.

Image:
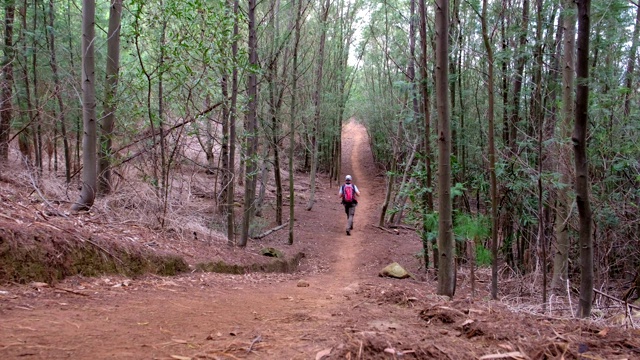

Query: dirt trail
left=3, top=122, right=638, bottom=360
left=0, top=120, right=389, bottom=359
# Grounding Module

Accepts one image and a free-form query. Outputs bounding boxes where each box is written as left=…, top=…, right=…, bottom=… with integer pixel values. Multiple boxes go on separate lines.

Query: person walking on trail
left=339, top=175, right=360, bottom=236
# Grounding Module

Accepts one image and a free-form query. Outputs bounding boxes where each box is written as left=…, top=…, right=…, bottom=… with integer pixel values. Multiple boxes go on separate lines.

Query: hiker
left=339, top=175, right=360, bottom=236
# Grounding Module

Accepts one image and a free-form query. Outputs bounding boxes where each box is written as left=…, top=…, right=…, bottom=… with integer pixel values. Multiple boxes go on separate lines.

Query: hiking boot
left=346, top=230, right=351, bottom=236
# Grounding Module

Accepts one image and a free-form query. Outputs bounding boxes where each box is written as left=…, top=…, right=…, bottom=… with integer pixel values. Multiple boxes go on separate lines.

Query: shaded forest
left=0, top=0, right=639, bottom=319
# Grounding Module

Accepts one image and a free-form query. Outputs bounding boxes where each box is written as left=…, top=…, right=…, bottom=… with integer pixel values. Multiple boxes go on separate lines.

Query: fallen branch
left=387, top=224, right=416, bottom=231
left=370, top=224, right=395, bottom=234
left=252, top=223, right=287, bottom=240
left=247, top=335, right=262, bottom=353
left=53, top=286, right=90, bottom=297
left=593, top=288, right=640, bottom=311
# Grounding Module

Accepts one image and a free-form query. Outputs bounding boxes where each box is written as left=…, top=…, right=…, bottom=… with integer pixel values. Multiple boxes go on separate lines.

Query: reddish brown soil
left=1, top=122, right=639, bottom=359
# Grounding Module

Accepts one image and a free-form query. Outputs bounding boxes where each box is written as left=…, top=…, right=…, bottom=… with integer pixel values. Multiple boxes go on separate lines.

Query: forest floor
left=1, top=121, right=639, bottom=359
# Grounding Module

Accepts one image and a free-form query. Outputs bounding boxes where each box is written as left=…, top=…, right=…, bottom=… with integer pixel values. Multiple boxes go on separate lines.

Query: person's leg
left=347, top=205, right=355, bottom=233
left=350, top=204, right=356, bottom=230
left=344, top=204, right=351, bottom=235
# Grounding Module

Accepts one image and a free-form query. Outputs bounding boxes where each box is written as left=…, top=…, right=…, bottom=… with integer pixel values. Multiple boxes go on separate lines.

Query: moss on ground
left=0, top=225, right=189, bottom=284
left=0, top=220, right=306, bottom=284
left=195, top=252, right=305, bottom=275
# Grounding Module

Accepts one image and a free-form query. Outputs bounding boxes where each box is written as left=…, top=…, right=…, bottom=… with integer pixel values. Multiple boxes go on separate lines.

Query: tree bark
left=419, top=0, right=435, bottom=271
left=481, top=0, right=499, bottom=301
left=288, top=0, right=303, bottom=245
left=508, top=0, right=529, bottom=151
left=306, top=0, right=330, bottom=211
left=623, top=3, right=640, bottom=118
left=239, top=0, right=259, bottom=247
left=46, top=0, right=71, bottom=183
left=0, top=1, right=15, bottom=162
left=551, top=0, right=575, bottom=293
left=226, top=0, right=240, bottom=246
left=436, top=0, right=455, bottom=297
left=72, top=0, right=97, bottom=211
left=574, top=0, right=593, bottom=319
left=98, top=0, right=122, bottom=194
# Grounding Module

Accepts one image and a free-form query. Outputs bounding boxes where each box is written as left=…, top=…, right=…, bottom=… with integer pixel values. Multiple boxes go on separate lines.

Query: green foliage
left=454, top=213, right=490, bottom=243
left=475, top=244, right=492, bottom=267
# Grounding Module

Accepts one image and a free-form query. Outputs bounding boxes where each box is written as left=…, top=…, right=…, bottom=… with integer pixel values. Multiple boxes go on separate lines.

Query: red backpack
left=343, top=184, right=355, bottom=203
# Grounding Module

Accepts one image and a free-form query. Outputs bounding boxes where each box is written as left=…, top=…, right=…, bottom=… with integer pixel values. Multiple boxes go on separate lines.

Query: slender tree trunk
left=624, top=3, right=640, bottom=118
left=419, top=0, right=435, bottom=270
left=551, top=0, right=575, bottom=292
left=436, top=0, right=454, bottom=297
left=288, top=0, right=304, bottom=244
left=267, top=0, right=284, bottom=226
left=32, top=0, right=43, bottom=173
left=98, top=0, right=122, bottom=194
left=306, top=0, right=330, bottom=211
left=46, top=0, right=71, bottom=183
left=0, top=1, right=15, bottom=161
left=227, top=0, right=239, bottom=246
left=220, top=83, right=230, bottom=214
left=18, top=0, right=34, bottom=166
left=239, top=0, right=259, bottom=247
left=158, top=5, right=169, bottom=226
left=509, top=0, right=529, bottom=151
left=531, top=0, right=546, bottom=305
left=379, top=156, right=396, bottom=227
left=501, top=3, right=509, bottom=146
left=574, top=0, right=592, bottom=319
left=72, top=0, right=97, bottom=211
left=254, top=150, right=270, bottom=218
left=288, top=0, right=304, bottom=245
left=481, top=0, right=499, bottom=301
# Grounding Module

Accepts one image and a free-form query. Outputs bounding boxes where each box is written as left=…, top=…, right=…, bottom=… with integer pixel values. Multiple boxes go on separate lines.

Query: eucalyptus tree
left=98, top=0, right=123, bottom=194
left=72, top=0, right=97, bottom=211
left=46, top=0, right=72, bottom=183
left=306, top=0, right=331, bottom=211
left=623, top=3, right=640, bottom=118
left=226, top=0, right=240, bottom=245
left=574, top=0, right=593, bottom=319
left=289, top=0, right=304, bottom=245
left=550, top=0, right=575, bottom=293
left=0, top=0, right=15, bottom=162
left=435, top=0, right=455, bottom=297
left=479, top=0, right=499, bottom=300
left=239, top=0, right=259, bottom=247
left=418, top=0, right=435, bottom=270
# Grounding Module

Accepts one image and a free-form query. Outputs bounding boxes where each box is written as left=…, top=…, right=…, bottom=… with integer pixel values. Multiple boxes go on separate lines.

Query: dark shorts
left=343, top=201, right=357, bottom=216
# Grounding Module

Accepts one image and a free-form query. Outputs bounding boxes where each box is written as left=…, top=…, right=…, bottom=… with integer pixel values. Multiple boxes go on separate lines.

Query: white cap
left=345, top=175, right=352, bottom=181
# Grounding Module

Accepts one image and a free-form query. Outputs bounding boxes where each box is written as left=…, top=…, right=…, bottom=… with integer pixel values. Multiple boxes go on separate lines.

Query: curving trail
left=0, top=119, right=391, bottom=359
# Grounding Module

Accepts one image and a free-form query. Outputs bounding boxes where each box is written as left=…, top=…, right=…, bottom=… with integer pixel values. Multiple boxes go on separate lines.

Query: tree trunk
left=0, top=1, right=15, bottom=161
left=32, top=0, right=43, bottom=174
left=419, top=0, right=435, bottom=271
left=509, top=0, right=529, bottom=151
left=551, top=0, right=575, bottom=293
left=46, top=0, right=71, bottom=183
left=481, top=0, right=499, bottom=301
left=306, top=0, right=330, bottom=211
left=574, top=0, right=593, bottom=319
left=623, top=3, right=640, bottom=118
left=226, top=0, right=239, bottom=246
left=436, top=0, right=455, bottom=297
left=254, top=153, right=270, bottom=218
left=239, top=0, right=259, bottom=247
left=288, top=0, right=303, bottom=245
left=98, top=0, right=122, bottom=194
left=72, top=0, right=97, bottom=211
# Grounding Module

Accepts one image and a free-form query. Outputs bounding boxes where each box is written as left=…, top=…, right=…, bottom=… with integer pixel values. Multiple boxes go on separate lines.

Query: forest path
left=0, top=120, right=395, bottom=360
